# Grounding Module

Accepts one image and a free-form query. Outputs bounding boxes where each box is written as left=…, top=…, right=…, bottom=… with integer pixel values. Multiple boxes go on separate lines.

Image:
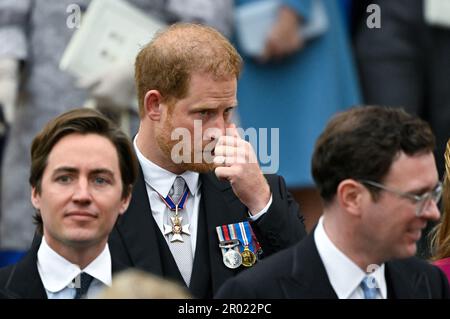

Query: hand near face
left=214, top=124, right=271, bottom=215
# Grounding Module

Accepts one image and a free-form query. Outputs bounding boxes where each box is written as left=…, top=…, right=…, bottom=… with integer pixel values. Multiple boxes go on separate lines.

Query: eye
left=224, top=107, right=234, bottom=115
left=224, top=107, right=234, bottom=120
left=198, top=110, right=211, bottom=117
left=55, top=175, right=72, bottom=184
left=93, top=176, right=110, bottom=185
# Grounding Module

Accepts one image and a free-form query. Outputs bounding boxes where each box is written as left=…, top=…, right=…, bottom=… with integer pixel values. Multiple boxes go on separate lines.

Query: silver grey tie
left=165, top=176, right=193, bottom=286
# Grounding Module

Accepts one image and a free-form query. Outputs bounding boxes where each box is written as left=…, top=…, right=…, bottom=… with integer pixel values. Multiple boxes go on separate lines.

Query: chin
left=63, top=229, right=99, bottom=246
left=396, top=244, right=417, bottom=259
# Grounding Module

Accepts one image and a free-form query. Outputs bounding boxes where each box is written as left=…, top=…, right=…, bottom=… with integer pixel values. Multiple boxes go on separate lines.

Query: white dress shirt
left=314, top=216, right=387, bottom=299
left=133, top=135, right=271, bottom=257
left=37, top=237, right=112, bottom=299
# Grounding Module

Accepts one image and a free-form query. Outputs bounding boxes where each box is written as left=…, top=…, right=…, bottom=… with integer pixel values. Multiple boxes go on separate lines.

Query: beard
left=155, top=117, right=217, bottom=173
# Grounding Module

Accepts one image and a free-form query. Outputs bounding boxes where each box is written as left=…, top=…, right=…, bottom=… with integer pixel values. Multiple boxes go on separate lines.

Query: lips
left=407, top=228, right=423, bottom=242
left=65, top=211, right=97, bottom=219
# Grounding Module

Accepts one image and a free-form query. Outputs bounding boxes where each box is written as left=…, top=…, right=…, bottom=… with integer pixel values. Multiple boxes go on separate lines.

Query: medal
left=241, top=246, right=256, bottom=267
left=237, top=222, right=257, bottom=267
left=223, top=249, right=243, bottom=269
left=216, top=226, right=243, bottom=269
left=216, top=221, right=262, bottom=269
left=161, top=188, right=190, bottom=242
left=163, top=213, right=190, bottom=243
left=249, top=226, right=263, bottom=260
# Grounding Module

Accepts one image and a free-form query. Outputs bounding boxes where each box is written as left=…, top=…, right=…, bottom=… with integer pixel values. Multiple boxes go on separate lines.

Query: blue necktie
left=360, top=276, right=378, bottom=299
left=74, top=272, right=94, bottom=299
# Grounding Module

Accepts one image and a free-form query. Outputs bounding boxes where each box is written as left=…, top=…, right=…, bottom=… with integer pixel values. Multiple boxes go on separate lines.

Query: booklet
left=60, top=0, right=166, bottom=78
left=235, top=0, right=329, bottom=57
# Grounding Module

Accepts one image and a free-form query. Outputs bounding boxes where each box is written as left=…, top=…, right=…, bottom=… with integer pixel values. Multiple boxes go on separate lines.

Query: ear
left=336, top=179, right=365, bottom=217
left=144, top=90, right=163, bottom=121
left=118, top=188, right=132, bottom=215
left=31, top=187, right=41, bottom=210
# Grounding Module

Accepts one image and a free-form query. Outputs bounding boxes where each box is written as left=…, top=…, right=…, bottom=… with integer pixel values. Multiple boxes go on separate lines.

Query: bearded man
left=108, top=23, right=306, bottom=298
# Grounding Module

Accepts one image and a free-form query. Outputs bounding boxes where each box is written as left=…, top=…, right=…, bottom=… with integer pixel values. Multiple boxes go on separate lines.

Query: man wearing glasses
left=216, top=105, right=450, bottom=299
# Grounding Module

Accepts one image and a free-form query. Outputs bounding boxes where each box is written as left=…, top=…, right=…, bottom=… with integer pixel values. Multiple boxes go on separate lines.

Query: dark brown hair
left=312, top=105, right=435, bottom=203
left=30, top=108, right=138, bottom=234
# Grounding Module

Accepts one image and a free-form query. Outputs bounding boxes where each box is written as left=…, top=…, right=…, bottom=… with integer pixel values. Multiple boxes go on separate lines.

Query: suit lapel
left=278, top=233, right=337, bottom=298
left=200, top=172, right=249, bottom=294
left=116, top=166, right=164, bottom=276
left=4, top=240, right=47, bottom=299
left=385, top=260, right=424, bottom=299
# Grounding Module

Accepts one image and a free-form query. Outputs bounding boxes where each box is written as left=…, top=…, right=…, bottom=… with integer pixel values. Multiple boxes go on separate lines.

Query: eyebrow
left=406, top=183, right=439, bottom=196
left=52, top=167, right=115, bottom=178
left=190, top=104, right=238, bottom=112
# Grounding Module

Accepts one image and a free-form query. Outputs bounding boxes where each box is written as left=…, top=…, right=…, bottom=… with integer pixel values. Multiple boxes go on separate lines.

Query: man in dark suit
left=353, top=0, right=450, bottom=258
left=108, top=23, right=306, bottom=298
left=216, top=106, right=450, bottom=299
left=0, top=109, right=137, bottom=298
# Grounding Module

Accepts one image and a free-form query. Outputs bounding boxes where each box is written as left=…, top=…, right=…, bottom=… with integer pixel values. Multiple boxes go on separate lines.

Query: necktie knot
left=74, top=272, right=94, bottom=299
left=170, top=176, right=186, bottom=204
left=360, top=275, right=378, bottom=299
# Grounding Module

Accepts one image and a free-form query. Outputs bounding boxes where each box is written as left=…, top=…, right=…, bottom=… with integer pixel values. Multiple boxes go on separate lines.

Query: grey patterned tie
left=165, top=176, right=193, bottom=286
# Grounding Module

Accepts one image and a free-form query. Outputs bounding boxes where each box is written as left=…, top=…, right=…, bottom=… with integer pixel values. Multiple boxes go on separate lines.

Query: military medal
left=241, top=246, right=256, bottom=267
left=216, top=221, right=262, bottom=269
left=249, top=226, right=263, bottom=260
left=163, top=210, right=190, bottom=242
left=161, top=187, right=190, bottom=243
left=237, top=222, right=257, bottom=267
left=223, top=249, right=243, bottom=269
left=216, top=226, right=242, bottom=269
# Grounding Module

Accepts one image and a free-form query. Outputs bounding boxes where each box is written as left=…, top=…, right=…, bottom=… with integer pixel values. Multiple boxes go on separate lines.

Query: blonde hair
left=135, top=23, right=242, bottom=117
left=96, top=270, right=192, bottom=299
left=430, top=139, right=450, bottom=260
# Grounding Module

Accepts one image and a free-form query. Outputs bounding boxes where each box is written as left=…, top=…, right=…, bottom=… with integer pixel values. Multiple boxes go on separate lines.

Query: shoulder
left=389, top=257, right=450, bottom=295
left=0, top=263, right=20, bottom=298
left=0, top=264, right=16, bottom=285
left=391, top=257, right=445, bottom=275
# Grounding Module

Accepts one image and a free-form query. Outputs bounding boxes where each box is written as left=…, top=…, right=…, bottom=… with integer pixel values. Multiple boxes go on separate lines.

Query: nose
left=72, top=178, right=92, bottom=204
left=204, top=118, right=226, bottom=141
left=420, top=199, right=441, bottom=221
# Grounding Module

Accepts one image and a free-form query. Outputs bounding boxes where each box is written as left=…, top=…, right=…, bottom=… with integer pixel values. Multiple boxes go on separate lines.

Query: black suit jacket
left=109, top=166, right=306, bottom=298
left=215, top=232, right=450, bottom=299
left=0, top=236, right=127, bottom=299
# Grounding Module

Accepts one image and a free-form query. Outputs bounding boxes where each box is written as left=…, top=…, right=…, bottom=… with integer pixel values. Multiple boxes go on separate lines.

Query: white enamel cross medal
left=164, top=205, right=190, bottom=242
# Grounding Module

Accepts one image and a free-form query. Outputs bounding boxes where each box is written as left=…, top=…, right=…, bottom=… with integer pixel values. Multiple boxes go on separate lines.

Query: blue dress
left=235, top=0, right=361, bottom=187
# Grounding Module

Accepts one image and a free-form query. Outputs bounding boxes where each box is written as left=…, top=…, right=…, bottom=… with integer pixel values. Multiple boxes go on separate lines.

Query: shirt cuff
left=248, top=194, right=273, bottom=221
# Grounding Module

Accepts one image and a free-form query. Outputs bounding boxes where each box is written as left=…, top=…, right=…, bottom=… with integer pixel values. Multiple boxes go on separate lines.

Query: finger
left=216, top=135, right=241, bottom=148
left=213, top=155, right=229, bottom=166
left=214, top=146, right=249, bottom=164
left=214, top=166, right=239, bottom=181
left=214, top=144, right=238, bottom=157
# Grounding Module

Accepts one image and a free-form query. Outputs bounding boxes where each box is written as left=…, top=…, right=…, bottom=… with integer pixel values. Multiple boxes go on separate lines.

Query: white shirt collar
left=314, top=216, right=387, bottom=299
left=133, top=134, right=200, bottom=197
left=37, top=237, right=112, bottom=293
